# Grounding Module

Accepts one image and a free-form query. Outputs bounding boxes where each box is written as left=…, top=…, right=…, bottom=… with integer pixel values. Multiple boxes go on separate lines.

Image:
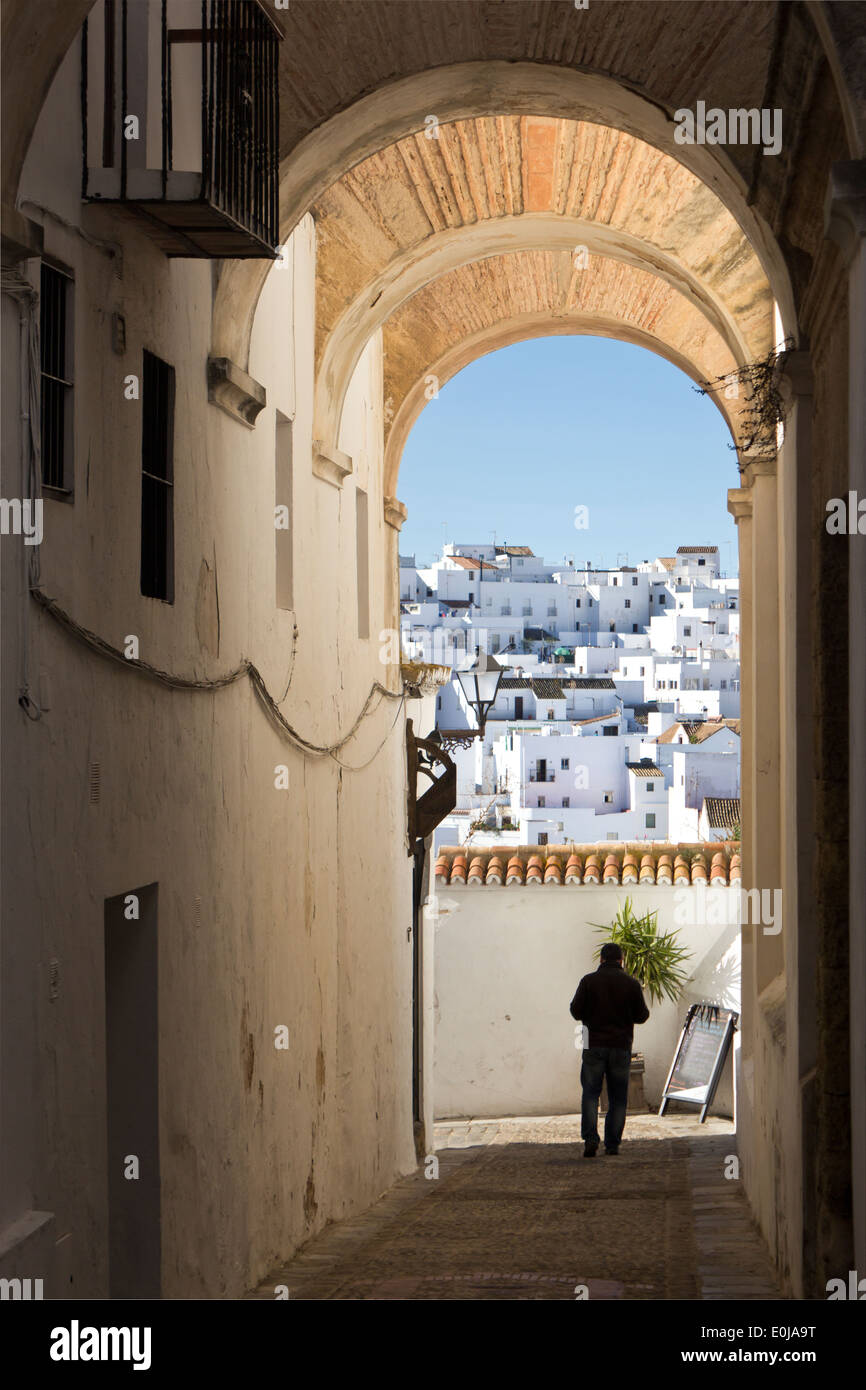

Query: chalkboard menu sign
left=659, top=1003, right=738, bottom=1123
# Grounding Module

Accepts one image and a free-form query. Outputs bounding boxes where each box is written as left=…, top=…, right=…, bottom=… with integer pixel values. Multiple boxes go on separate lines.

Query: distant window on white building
left=658, top=595, right=665, bottom=605
left=698, top=558, right=706, bottom=566
left=625, top=599, right=631, bottom=608
left=647, top=782, right=654, bottom=791
left=684, top=625, right=692, bottom=636
left=562, top=797, right=570, bottom=807
left=721, top=680, right=727, bottom=689
left=537, top=831, right=548, bottom=844
left=646, top=813, right=656, bottom=828
left=603, top=792, right=613, bottom=804
left=561, top=758, right=569, bottom=770
left=538, top=797, right=546, bottom=808
left=639, top=666, right=645, bottom=676
left=632, top=624, right=638, bottom=633
left=547, top=709, right=554, bottom=720
left=632, top=577, right=638, bottom=586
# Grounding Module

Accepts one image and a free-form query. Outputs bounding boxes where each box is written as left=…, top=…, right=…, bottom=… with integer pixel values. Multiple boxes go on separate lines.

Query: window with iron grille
left=40, top=262, right=74, bottom=493
left=82, top=0, right=282, bottom=259
left=140, top=350, right=175, bottom=601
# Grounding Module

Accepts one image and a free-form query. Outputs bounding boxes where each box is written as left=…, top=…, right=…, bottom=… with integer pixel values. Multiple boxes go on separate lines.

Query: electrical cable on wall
left=30, top=587, right=404, bottom=764
left=7, top=244, right=402, bottom=767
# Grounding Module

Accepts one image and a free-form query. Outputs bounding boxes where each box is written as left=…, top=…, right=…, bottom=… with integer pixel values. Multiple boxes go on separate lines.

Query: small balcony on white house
left=82, top=0, right=282, bottom=258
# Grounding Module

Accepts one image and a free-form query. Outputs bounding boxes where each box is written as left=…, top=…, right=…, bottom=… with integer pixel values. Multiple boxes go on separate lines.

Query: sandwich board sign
left=659, top=1003, right=738, bottom=1123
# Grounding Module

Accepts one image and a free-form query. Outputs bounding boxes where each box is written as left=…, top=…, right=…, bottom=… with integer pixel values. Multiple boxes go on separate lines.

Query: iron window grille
left=82, top=0, right=281, bottom=258
left=40, top=263, right=74, bottom=493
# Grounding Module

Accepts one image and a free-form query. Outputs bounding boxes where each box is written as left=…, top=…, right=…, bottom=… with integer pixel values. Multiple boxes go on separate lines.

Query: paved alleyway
left=251, top=1116, right=785, bottom=1301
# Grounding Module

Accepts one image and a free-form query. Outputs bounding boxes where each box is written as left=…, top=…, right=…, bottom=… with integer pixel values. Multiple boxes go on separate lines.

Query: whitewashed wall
left=2, top=35, right=415, bottom=1300
left=428, top=884, right=740, bottom=1120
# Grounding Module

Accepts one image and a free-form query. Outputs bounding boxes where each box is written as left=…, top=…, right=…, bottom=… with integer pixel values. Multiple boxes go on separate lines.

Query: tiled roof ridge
left=656, top=718, right=741, bottom=744
left=434, top=841, right=741, bottom=887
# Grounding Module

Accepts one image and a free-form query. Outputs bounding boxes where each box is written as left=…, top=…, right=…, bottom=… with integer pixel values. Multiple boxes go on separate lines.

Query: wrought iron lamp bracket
left=406, top=719, right=457, bottom=851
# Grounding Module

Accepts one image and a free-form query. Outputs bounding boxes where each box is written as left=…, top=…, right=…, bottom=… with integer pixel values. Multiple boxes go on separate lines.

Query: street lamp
left=455, top=649, right=505, bottom=736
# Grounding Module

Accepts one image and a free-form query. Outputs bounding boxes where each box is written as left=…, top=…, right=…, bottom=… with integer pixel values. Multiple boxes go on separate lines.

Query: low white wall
left=429, top=885, right=740, bottom=1120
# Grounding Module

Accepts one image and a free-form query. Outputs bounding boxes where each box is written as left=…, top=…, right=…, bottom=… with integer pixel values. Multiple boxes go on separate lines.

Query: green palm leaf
left=589, top=896, right=692, bottom=1005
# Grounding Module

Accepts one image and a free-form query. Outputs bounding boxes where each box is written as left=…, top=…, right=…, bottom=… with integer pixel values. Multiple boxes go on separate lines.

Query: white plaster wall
left=430, top=885, right=740, bottom=1120
left=2, top=37, right=416, bottom=1299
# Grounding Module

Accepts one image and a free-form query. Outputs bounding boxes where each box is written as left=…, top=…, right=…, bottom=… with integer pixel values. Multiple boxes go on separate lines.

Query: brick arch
left=212, top=61, right=797, bottom=373
left=311, top=114, right=774, bottom=455
left=378, top=252, right=745, bottom=501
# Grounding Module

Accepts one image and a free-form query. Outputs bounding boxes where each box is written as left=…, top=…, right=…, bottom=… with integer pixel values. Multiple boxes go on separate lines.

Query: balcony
left=82, top=0, right=281, bottom=258
left=528, top=770, right=556, bottom=783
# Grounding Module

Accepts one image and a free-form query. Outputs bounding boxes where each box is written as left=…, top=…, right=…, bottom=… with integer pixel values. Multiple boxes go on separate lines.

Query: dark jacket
left=570, top=961, right=650, bottom=1049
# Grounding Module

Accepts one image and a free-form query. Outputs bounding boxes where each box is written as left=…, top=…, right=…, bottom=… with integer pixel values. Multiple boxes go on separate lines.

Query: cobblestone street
left=251, top=1116, right=784, bottom=1301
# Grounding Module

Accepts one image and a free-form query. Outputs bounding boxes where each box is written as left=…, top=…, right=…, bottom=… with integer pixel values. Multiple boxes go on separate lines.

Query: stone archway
left=310, top=115, right=774, bottom=461
left=211, top=63, right=797, bottom=374
left=4, top=0, right=862, bottom=1300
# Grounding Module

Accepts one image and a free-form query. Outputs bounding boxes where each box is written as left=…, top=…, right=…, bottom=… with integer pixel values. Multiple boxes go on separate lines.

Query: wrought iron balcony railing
left=82, top=0, right=281, bottom=258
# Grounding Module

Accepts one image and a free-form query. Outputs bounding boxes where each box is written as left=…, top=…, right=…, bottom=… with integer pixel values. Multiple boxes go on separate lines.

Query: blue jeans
left=580, top=1046, right=631, bottom=1147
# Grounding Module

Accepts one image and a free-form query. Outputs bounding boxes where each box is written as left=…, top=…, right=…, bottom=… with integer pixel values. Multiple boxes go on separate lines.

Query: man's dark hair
left=600, top=942, right=624, bottom=963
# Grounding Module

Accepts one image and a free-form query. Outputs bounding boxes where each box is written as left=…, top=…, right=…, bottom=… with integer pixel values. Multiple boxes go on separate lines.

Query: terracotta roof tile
left=447, top=555, right=498, bottom=571
left=656, top=718, right=741, bottom=745
left=434, top=843, right=740, bottom=886
left=626, top=762, right=662, bottom=776
left=676, top=546, right=719, bottom=554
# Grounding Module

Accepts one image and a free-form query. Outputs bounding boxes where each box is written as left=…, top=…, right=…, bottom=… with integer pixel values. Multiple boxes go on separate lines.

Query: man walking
left=570, top=943, right=649, bottom=1157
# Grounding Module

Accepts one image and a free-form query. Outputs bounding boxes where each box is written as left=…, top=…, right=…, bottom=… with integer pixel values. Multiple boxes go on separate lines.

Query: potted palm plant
left=590, top=896, right=692, bottom=1111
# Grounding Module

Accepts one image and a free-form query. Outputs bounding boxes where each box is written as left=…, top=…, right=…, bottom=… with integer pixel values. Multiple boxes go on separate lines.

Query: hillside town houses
left=399, top=543, right=740, bottom=848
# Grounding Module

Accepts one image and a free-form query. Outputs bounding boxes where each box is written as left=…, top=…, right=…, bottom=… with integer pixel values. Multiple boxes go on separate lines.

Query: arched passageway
left=2, top=0, right=863, bottom=1305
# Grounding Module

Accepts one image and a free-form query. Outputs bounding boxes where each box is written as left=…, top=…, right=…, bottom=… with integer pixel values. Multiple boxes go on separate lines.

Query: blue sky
left=398, top=336, right=739, bottom=575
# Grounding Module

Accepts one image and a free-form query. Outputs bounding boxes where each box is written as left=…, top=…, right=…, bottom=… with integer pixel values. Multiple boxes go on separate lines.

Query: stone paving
left=250, top=1115, right=785, bottom=1301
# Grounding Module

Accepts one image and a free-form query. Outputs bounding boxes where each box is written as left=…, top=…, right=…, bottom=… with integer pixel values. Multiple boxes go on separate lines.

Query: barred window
left=140, top=350, right=175, bottom=602
left=40, top=263, right=74, bottom=492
